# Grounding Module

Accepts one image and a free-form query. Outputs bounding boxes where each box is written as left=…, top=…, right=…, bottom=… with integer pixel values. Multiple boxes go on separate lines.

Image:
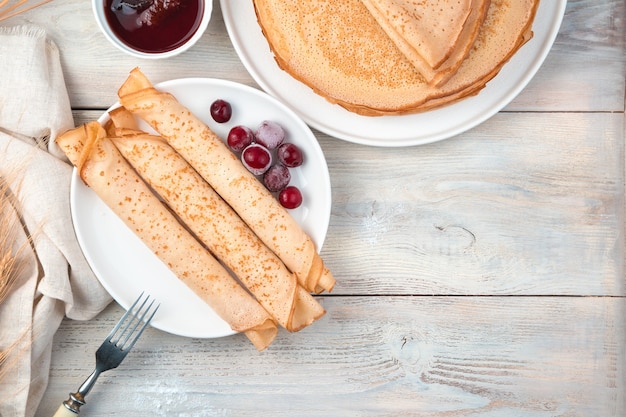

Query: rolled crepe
left=105, top=106, right=139, bottom=134
left=110, top=127, right=325, bottom=331
left=118, top=68, right=335, bottom=294
left=56, top=122, right=278, bottom=351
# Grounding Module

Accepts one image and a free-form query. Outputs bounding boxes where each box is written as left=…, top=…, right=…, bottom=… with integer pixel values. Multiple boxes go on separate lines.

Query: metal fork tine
left=117, top=297, right=158, bottom=350
left=111, top=295, right=151, bottom=348
left=105, top=291, right=145, bottom=342
left=123, top=300, right=159, bottom=351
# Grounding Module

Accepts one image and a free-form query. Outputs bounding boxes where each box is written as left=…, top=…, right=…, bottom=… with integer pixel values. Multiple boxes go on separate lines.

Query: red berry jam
left=105, top=0, right=204, bottom=54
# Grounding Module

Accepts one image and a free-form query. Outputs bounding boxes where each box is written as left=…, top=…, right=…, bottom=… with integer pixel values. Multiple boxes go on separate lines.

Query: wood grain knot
left=387, top=326, right=433, bottom=376
left=432, top=224, right=477, bottom=254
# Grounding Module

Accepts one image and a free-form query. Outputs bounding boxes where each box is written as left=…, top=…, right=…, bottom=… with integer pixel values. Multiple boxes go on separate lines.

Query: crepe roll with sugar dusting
left=56, top=121, right=278, bottom=351
left=109, top=125, right=325, bottom=332
left=117, top=68, right=335, bottom=295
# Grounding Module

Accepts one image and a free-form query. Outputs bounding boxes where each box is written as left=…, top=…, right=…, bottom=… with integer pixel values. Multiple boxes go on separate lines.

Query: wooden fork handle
left=52, top=404, right=78, bottom=417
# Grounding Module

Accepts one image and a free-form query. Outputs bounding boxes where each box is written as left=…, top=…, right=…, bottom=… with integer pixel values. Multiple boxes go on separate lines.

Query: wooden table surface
left=3, top=0, right=624, bottom=415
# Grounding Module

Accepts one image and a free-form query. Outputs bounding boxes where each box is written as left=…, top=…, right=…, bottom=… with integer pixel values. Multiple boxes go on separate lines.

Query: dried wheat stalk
left=0, top=169, right=32, bottom=381
left=0, top=0, right=53, bottom=22
left=0, top=175, right=23, bottom=303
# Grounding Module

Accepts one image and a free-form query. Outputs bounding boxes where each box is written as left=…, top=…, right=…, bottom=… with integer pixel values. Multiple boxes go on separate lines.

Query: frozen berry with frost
left=227, top=125, right=254, bottom=152
left=279, top=186, right=302, bottom=209
left=255, top=120, right=285, bottom=149
left=263, top=164, right=291, bottom=192
left=277, top=143, right=303, bottom=168
left=241, top=143, right=272, bottom=175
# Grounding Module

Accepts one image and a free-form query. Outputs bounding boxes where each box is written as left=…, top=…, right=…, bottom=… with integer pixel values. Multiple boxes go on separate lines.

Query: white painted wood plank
left=508, top=0, right=626, bottom=112
left=35, top=297, right=625, bottom=417
left=319, top=112, right=625, bottom=296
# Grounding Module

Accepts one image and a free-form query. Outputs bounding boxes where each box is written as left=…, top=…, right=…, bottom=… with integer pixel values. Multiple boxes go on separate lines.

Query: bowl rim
left=91, top=0, right=213, bottom=59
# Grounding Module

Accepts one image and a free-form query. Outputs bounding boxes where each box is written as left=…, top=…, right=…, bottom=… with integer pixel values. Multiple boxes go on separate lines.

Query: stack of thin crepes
left=252, top=0, right=540, bottom=115
left=55, top=68, right=335, bottom=351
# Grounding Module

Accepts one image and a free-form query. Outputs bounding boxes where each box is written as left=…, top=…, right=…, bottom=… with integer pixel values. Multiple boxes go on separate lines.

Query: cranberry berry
left=263, top=164, right=291, bottom=192
left=210, top=99, right=232, bottom=123
left=241, top=143, right=272, bottom=175
left=278, top=186, right=303, bottom=209
left=255, top=120, right=285, bottom=149
left=277, top=142, right=303, bottom=168
left=227, top=125, right=254, bottom=152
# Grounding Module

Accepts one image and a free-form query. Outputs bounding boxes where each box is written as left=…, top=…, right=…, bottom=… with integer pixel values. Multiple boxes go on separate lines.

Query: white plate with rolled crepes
left=69, top=77, right=332, bottom=339
left=222, top=0, right=566, bottom=147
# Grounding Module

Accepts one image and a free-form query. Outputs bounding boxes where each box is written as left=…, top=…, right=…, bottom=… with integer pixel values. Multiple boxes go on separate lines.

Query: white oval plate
left=221, top=0, right=566, bottom=147
left=70, top=78, right=332, bottom=338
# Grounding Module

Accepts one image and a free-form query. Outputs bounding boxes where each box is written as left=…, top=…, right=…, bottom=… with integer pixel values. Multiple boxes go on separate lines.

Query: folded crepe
left=55, top=122, right=278, bottom=351
left=117, top=67, right=335, bottom=294
left=365, top=0, right=473, bottom=70
left=109, top=124, right=325, bottom=332
left=359, top=0, right=491, bottom=86
left=252, top=0, right=539, bottom=115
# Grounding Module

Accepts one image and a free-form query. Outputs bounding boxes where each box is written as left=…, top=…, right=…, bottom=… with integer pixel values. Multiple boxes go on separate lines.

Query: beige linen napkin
left=0, top=25, right=111, bottom=417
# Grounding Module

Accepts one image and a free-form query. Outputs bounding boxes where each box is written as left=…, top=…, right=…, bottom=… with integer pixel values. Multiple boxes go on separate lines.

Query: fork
left=53, top=293, right=159, bottom=416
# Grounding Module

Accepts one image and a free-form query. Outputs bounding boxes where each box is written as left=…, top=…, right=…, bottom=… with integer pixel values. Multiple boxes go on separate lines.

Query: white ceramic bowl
left=92, top=0, right=212, bottom=59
